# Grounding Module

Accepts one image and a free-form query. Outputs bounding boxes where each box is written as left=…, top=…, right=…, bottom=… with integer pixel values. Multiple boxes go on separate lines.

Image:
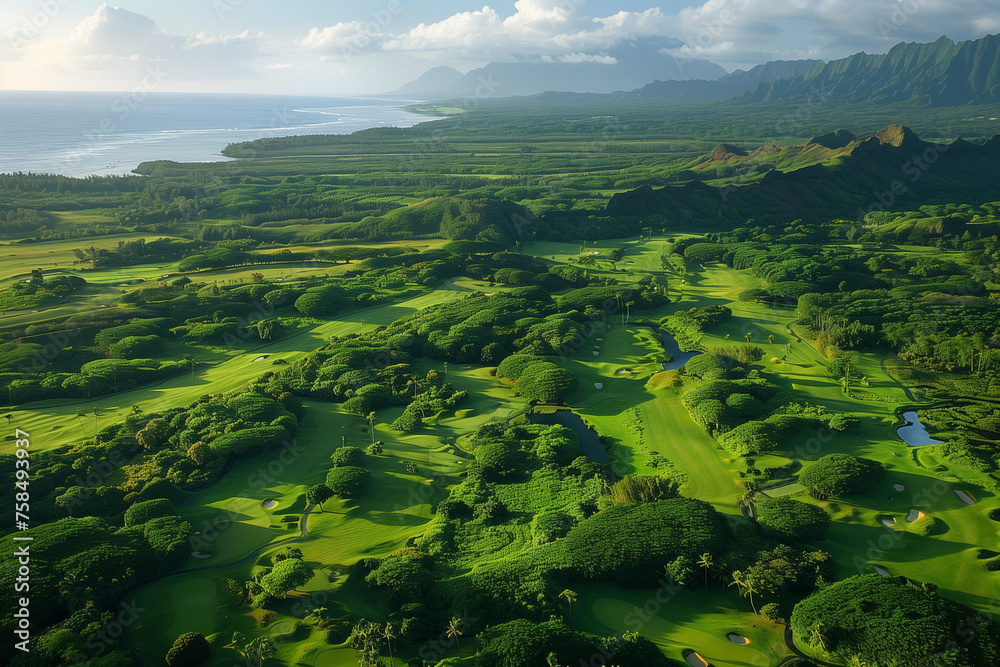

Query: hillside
left=606, top=125, right=1000, bottom=226
left=745, top=34, right=1000, bottom=105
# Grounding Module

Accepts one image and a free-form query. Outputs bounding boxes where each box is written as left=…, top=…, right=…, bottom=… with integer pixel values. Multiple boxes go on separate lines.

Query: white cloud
left=299, top=0, right=1000, bottom=73
left=558, top=52, right=617, bottom=64
left=7, top=4, right=262, bottom=87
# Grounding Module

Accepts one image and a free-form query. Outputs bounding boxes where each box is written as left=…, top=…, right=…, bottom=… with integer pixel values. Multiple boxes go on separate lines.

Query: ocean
left=0, top=91, right=435, bottom=178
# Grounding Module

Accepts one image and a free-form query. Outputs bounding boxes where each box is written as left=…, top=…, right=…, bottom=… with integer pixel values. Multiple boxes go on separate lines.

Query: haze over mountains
left=396, top=34, right=1000, bottom=107
left=391, top=40, right=726, bottom=98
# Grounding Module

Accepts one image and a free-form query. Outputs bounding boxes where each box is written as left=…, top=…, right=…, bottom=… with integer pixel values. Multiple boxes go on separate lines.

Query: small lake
left=658, top=329, right=702, bottom=370
left=529, top=410, right=608, bottom=463
left=897, top=411, right=942, bottom=446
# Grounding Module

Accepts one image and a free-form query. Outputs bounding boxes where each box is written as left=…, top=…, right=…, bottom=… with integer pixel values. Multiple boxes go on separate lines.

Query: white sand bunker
left=880, top=516, right=897, bottom=527
left=873, top=565, right=891, bottom=577
left=727, top=633, right=750, bottom=645
left=893, top=483, right=905, bottom=492
left=263, top=499, right=278, bottom=510
left=191, top=551, right=213, bottom=559
left=684, top=652, right=709, bottom=667
left=594, top=383, right=604, bottom=390
left=954, top=490, right=976, bottom=505
left=593, top=351, right=600, bottom=356
left=906, top=509, right=926, bottom=523
left=253, top=355, right=269, bottom=362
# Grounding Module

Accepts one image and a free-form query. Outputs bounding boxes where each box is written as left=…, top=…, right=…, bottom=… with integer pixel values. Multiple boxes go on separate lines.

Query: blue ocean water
left=0, top=91, right=434, bottom=177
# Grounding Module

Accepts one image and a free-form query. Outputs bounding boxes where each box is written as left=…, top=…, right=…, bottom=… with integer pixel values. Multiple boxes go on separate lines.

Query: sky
left=1, top=0, right=997, bottom=95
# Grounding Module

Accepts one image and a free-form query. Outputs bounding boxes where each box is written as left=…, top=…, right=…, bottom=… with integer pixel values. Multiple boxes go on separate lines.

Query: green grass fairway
left=571, top=583, right=789, bottom=667
left=168, top=578, right=219, bottom=638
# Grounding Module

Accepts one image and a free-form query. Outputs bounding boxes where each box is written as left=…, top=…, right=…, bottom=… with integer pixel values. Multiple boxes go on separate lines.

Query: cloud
left=558, top=52, right=617, bottom=64
left=300, top=0, right=1000, bottom=72
left=302, top=1, right=676, bottom=62
left=13, top=4, right=262, bottom=83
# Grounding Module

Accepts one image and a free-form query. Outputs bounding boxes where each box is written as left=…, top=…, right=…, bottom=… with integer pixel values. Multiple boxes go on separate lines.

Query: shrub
left=515, top=361, right=577, bottom=403
left=597, top=475, right=679, bottom=510
left=800, top=454, right=884, bottom=500
left=755, top=497, right=831, bottom=542
left=325, top=466, right=371, bottom=497
left=123, top=498, right=175, bottom=528
left=164, top=632, right=210, bottom=667
left=759, top=602, right=785, bottom=624
left=330, top=446, right=367, bottom=468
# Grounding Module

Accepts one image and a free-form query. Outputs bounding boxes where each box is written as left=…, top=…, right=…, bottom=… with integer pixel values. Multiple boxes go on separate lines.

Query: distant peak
left=807, top=129, right=856, bottom=149
left=874, top=125, right=919, bottom=148
left=712, top=144, right=747, bottom=160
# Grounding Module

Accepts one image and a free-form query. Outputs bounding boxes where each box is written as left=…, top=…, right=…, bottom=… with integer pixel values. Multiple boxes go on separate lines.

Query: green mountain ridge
left=744, top=34, right=1000, bottom=105
left=606, top=125, right=1000, bottom=226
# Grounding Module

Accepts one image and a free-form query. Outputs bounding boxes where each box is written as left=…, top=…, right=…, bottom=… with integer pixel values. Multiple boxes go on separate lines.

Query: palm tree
left=75, top=407, right=88, bottom=438
left=3, top=413, right=12, bottom=424
left=559, top=588, right=577, bottom=617
left=809, top=621, right=827, bottom=653
left=768, top=335, right=776, bottom=345
left=382, top=622, right=396, bottom=665
left=729, top=571, right=759, bottom=614
left=697, top=552, right=713, bottom=590
left=744, top=332, right=752, bottom=343
left=724, top=333, right=731, bottom=341
left=446, top=616, right=463, bottom=655
left=367, top=412, right=376, bottom=445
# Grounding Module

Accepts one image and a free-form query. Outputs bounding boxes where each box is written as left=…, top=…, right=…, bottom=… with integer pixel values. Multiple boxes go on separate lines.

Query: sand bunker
left=684, top=652, right=709, bottom=667
left=191, top=551, right=213, bottom=559
left=253, top=355, right=269, bottom=362
left=893, top=483, right=905, bottom=492
left=954, top=490, right=976, bottom=505
left=726, top=633, right=750, bottom=645
left=593, top=351, right=599, bottom=356
left=873, top=565, right=891, bottom=577
left=880, top=516, right=897, bottom=527
left=263, top=499, right=278, bottom=510
left=594, top=383, right=604, bottom=390
left=906, top=509, right=926, bottom=523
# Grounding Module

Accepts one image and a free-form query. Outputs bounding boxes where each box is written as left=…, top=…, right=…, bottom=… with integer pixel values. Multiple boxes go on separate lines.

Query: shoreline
left=0, top=93, right=443, bottom=179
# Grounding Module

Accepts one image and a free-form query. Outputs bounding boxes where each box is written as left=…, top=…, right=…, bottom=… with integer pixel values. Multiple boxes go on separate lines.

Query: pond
left=529, top=410, right=607, bottom=463
left=658, top=329, right=701, bottom=370
left=897, top=411, right=942, bottom=446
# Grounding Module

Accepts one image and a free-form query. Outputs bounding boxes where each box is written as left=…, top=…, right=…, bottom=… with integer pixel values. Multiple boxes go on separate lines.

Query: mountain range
left=605, top=125, right=1000, bottom=226
left=390, top=40, right=726, bottom=98
left=394, top=34, right=1000, bottom=107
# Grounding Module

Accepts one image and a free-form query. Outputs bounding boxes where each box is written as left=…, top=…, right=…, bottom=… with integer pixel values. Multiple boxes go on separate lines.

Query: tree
left=305, top=483, right=334, bottom=512
left=3, top=413, right=11, bottom=424
left=367, top=411, right=377, bottom=445
left=366, top=441, right=384, bottom=455
left=325, top=466, right=371, bottom=497
left=768, top=335, right=776, bottom=345
left=382, top=622, right=396, bottom=665
left=165, top=632, right=210, bottom=667
left=800, top=454, right=884, bottom=500
left=240, top=636, right=276, bottom=667
left=809, top=621, right=827, bottom=653
left=446, top=617, right=463, bottom=656
left=730, top=571, right=759, bottom=614
left=76, top=407, right=88, bottom=437
left=756, top=497, right=831, bottom=543
left=259, top=558, right=314, bottom=598
left=697, top=552, right=713, bottom=590
left=559, top=588, right=577, bottom=617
